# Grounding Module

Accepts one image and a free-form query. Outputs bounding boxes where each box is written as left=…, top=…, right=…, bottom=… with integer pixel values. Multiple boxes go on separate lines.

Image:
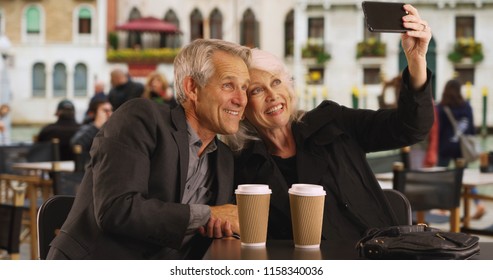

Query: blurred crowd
left=31, top=68, right=177, bottom=165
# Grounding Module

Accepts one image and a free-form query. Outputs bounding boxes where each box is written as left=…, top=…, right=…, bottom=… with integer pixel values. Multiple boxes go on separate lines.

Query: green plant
left=356, top=38, right=386, bottom=58
left=108, top=32, right=118, bottom=50
left=301, top=40, right=331, bottom=64
left=106, top=48, right=181, bottom=63
left=448, top=38, right=484, bottom=63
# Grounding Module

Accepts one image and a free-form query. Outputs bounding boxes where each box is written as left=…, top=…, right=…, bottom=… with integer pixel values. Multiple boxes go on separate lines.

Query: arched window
left=32, top=63, right=46, bottom=97
left=210, top=8, right=223, bottom=39
left=284, top=10, right=294, bottom=56
left=53, top=63, right=67, bottom=98
left=78, top=7, right=92, bottom=34
left=162, top=9, right=181, bottom=48
left=74, top=63, right=88, bottom=97
left=127, top=7, right=142, bottom=48
left=190, top=9, right=203, bottom=41
left=240, top=9, right=259, bottom=48
left=26, top=6, right=41, bottom=34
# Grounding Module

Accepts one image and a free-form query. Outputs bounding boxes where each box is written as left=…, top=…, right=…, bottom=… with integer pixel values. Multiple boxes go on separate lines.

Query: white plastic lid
left=235, top=184, right=272, bottom=195
left=288, top=184, right=326, bottom=196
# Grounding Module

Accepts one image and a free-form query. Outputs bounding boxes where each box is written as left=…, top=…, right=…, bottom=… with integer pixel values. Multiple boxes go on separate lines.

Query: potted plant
left=302, top=38, right=331, bottom=64
left=448, top=38, right=484, bottom=64
left=106, top=48, right=180, bottom=63
left=356, top=38, right=386, bottom=58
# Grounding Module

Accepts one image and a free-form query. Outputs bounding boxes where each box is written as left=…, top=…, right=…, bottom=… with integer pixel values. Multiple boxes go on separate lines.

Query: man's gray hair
left=173, top=39, right=251, bottom=104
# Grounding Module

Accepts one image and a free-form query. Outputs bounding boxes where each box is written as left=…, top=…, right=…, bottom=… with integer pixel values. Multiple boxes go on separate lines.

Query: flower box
left=106, top=48, right=180, bottom=64
left=356, top=38, right=386, bottom=59
left=301, top=39, right=331, bottom=64
left=448, top=38, right=484, bottom=64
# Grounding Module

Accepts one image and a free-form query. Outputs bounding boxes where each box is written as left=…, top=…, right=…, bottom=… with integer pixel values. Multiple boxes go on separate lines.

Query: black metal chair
left=382, top=189, right=412, bottom=225
left=51, top=171, right=84, bottom=195
left=392, top=159, right=465, bottom=232
left=0, top=143, right=32, bottom=174
left=0, top=175, right=28, bottom=259
left=49, top=144, right=85, bottom=196
left=367, top=146, right=410, bottom=174
left=37, top=195, right=75, bottom=260
left=26, top=138, right=61, bottom=163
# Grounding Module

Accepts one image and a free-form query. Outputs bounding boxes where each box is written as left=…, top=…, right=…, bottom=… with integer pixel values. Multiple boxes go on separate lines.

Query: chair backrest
left=26, top=138, right=60, bottom=162
left=392, top=159, right=465, bottom=211
left=0, top=175, right=28, bottom=259
left=367, top=147, right=410, bottom=174
left=50, top=171, right=85, bottom=195
left=37, top=195, right=75, bottom=260
left=49, top=144, right=86, bottom=196
left=382, top=189, right=412, bottom=225
left=0, top=143, right=32, bottom=174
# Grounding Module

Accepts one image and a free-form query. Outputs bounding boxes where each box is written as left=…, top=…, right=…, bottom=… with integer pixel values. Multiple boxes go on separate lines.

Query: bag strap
left=356, top=224, right=438, bottom=249
left=443, top=106, right=459, bottom=133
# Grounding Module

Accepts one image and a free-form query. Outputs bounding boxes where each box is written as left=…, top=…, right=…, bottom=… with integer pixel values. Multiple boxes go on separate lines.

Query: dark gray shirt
left=182, top=122, right=217, bottom=234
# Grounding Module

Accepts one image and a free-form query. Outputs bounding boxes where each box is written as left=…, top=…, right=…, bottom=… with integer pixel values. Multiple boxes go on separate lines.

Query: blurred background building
left=0, top=0, right=492, bottom=140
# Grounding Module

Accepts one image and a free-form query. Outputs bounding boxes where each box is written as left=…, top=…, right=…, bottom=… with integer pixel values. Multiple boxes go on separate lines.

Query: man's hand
left=198, top=204, right=239, bottom=239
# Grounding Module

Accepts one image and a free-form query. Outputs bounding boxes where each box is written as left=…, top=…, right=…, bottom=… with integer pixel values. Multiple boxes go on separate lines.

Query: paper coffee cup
left=288, top=184, right=326, bottom=249
left=235, top=184, right=272, bottom=247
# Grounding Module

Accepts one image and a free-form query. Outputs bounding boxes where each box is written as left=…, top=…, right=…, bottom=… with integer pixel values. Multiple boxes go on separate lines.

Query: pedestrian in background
left=143, top=71, right=178, bottom=108
left=436, top=79, right=485, bottom=219
left=108, top=68, right=144, bottom=110
left=36, top=100, right=80, bottom=161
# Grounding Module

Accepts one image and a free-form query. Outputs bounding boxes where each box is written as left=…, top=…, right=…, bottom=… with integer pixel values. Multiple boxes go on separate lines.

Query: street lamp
left=0, top=34, right=12, bottom=144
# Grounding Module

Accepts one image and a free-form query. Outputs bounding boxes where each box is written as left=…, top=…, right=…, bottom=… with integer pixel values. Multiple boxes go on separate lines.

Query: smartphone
left=362, top=1, right=409, bottom=33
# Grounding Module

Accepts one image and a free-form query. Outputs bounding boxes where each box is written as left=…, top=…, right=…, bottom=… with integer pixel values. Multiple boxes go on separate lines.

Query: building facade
left=1, top=0, right=493, bottom=130
left=0, top=0, right=107, bottom=127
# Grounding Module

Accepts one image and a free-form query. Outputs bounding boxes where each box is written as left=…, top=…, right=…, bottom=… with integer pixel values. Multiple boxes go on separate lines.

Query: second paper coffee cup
left=288, top=184, right=326, bottom=249
left=235, top=184, right=272, bottom=247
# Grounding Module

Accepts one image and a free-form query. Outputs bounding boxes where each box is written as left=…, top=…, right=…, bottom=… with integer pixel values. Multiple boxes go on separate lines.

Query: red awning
left=115, top=17, right=181, bottom=33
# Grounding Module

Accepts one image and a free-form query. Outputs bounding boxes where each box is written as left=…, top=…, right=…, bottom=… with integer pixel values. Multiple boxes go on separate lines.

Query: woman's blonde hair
left=143, top=71, right=169, bottom=99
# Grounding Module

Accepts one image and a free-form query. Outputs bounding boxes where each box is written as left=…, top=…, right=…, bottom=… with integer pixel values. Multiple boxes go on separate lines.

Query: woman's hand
left=401, top=4, right=432, bottom=89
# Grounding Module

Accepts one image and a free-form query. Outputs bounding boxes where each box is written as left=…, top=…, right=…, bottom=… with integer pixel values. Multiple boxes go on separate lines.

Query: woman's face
left=245, top=69, right=292, bottom=130
left=150, top=77, right=164, bottom=92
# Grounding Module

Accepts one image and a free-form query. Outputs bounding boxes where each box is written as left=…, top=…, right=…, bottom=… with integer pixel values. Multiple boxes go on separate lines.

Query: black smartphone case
left=362, top=1, right=409, bottom=33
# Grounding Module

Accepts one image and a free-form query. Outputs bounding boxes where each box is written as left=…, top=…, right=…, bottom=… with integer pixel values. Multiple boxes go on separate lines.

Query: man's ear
left=183, top=76, right=199, bottom=102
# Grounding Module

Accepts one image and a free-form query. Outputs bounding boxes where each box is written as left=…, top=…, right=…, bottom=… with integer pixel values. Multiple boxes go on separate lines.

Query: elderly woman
left=224, top=5, right=433, bottom=244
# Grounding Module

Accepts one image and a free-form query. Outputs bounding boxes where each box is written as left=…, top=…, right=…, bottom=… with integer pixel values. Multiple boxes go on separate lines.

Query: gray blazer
left=49, top=99, right=235, bottom=259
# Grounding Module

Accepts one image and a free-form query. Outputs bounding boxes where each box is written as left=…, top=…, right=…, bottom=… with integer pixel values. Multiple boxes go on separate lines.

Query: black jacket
left=37, top=117, right=80, bottom=161
left=233, top=68, right=434, bottom=244
left=108, top=80, right=144, bottom=110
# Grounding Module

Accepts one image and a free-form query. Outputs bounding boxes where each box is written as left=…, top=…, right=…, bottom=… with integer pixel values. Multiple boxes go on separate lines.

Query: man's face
left=192, top=51, right=250, bottom=135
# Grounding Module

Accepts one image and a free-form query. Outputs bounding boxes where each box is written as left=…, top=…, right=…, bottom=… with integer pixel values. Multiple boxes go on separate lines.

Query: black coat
left=108, top=80, right=144, bottom=110
left=37, top=117, right=80, bottom=161
left=234, top=68, right=434, bottom=244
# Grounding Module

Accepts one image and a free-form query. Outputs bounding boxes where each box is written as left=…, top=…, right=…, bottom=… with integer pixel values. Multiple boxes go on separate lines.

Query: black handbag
left=356, top=225, right=480, bottom=260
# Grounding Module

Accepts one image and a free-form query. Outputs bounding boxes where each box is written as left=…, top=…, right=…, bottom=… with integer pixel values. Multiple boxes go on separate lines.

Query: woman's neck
left=258, top=125, right=296, bottom=158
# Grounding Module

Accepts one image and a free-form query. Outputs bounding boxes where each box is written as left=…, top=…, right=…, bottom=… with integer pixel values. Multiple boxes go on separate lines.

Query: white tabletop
left=12, top=161, right=75, bottom=172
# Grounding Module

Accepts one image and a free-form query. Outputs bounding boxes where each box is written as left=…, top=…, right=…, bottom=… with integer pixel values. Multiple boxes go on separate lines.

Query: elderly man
left=47, top=39, right=250, bottom=259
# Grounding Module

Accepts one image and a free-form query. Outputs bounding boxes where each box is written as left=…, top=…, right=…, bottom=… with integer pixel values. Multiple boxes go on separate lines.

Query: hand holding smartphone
left=362, top=1, right=409, bottom=33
